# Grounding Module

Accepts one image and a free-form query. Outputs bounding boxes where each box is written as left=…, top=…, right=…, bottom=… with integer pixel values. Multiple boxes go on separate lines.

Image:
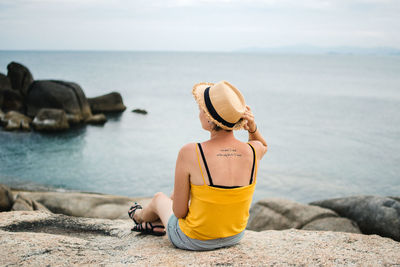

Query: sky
left=0, top=0, right=399, bottom=51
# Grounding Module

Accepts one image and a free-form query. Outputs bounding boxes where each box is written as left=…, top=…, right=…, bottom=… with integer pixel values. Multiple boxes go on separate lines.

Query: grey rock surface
left=0, top=211, right=399, bottom=266
left=310, top=196, right=400, bottom=241
left=0, top=184, right=14, bottom=211
left=11, top=194, right=51, bottom=213
left=7, top=62, right=34, bottom=96
left=26, top=80, right=92, bottom=121
left=247, top=198, right=338, bottom=231
left=32, top=108, right=70, bottom=131
left=302, top=217, right=361, bottom=233
left=87, top=92, right=126, bottom=113
left=14, top=191, right=150, bottom=219
left=2, top=111, right=32, bottom=131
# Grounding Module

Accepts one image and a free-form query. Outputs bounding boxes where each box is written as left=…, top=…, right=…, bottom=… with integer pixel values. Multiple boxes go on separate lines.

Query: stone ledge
left=0, top=211, right=399, bottom=266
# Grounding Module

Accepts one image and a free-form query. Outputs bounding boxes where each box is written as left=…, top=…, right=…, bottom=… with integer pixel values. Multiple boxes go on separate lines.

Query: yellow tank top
left=178, top=143, right=257, bottom=240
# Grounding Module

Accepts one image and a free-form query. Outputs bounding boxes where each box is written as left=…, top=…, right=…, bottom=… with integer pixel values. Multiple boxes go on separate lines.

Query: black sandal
left=131, top=222, right=166, bottom=236
left=128, top=202, right=142, bottom=224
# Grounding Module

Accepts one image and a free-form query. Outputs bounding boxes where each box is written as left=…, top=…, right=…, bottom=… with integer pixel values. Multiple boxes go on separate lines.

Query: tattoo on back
left=217, top=148, right=242, bottom=157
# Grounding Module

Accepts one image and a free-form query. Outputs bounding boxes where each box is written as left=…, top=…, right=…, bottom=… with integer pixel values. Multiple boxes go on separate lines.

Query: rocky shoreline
left=1, top=184, right=399, bottom=266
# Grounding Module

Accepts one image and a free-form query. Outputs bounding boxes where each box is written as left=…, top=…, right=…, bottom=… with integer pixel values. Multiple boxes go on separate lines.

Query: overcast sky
left=0, top=0, right=399, bottom=51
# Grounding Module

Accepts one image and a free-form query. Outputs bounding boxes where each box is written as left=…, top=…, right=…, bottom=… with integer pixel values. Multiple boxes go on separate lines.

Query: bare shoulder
left=177, top=143, right=197, bottom=161
left=248, top=140, right=268, bottom=159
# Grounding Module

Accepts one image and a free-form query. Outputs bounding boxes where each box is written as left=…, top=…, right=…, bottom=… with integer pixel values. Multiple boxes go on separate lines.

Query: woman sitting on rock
left=129, top=81, right=268, bottom=251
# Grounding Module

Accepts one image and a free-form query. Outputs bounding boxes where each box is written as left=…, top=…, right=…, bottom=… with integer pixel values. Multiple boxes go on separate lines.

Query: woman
left=129, top=80, right=268, bottom=250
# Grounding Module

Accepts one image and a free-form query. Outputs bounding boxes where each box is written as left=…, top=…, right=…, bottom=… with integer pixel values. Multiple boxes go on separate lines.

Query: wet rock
left=0, top=89, right=24, bottom=112
left=247, top=198, right=337, bottom=231
left=14, top=191, right=150, bottom=219
left=0, top=109, right=4, bottom=121
left=0, top=184, right=14, bottom=211
left=132, top=108, right=148, bottom=115
left=1, top=111, right=32, bottom=131
left=310, top=196, right=400, bottom=241
left=0, top=211, right=399, bottom=266
left=7, top=62, right=34, bottom=96
left=0, top=73, right=12, bottom=90
left=85, top=113, right=107, bottom=125
left=302, top=217, right=361, bottom=233
left=32, top=108, right=70, bottom=131
left=26, top=80, right=92, bottom=122
left=87, top=92, right=126, bottom=113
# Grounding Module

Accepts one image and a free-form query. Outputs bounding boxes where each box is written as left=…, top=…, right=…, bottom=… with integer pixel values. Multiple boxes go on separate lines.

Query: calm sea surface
left=0, top=51, right=399, bottom=203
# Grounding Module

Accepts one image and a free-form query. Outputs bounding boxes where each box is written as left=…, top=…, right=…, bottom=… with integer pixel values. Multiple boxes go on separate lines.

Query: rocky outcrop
left=0, top=184, right=14, bottom=211
left=310, top=196, right=400, bottom=241
left=0, top=73, right=12, bottom=90
left=26, top=80, right=92, bottom=122
left=0, top=88, right=24, bottom=112
left=7, top=62, right=34, bottom=96
left=85, top=113, right=107, bottom=125
left=11, top=194, right=50, bottom=212
left=87, top=92, right=126, bottom=113
left=1, top=111, right=32, bottom=131
left=247, top=198, right=361, bottom=234
left=32, top=108, right=70, bottom=131
left=0, top=211, right=399, bottom=266
left=132, top=108, right=148, bottom=115
left=13, top=191, right=150, bottom=219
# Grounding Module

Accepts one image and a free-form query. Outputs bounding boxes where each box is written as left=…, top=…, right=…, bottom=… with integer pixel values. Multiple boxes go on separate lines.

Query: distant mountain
left=236, top=45, right=400, bottom=55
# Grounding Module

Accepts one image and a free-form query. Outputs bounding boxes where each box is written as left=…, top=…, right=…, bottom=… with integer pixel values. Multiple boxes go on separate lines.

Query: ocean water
left=0, top=51, right=399, bottom=203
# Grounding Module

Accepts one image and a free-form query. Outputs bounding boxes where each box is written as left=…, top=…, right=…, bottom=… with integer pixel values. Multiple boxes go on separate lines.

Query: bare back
left=190, top=138, right=256, bottom=187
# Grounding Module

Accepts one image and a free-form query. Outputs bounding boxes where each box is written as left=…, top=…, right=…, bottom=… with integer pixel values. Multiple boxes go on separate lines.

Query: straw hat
left=192, top=80, right=246, bottom=130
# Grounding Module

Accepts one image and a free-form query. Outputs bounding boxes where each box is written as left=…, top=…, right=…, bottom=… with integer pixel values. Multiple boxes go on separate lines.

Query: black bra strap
left=248, top=143, right=256, bottom=185
left=197, top=143, right=214, bottom=186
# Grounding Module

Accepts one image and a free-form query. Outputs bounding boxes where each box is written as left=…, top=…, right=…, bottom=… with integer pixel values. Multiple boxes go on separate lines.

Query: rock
left=13, top=191, right=150, bottom=219
left=87, top=92, right=126, bottom=113
left=310, top=196, right=400, bottom=241
left=0, top=211, right=399, bottom=266
left=247, top=198, right=337, bottom=231
left=6, top=62, right=34, bottom=96
left=85, top=113, right=107, bottom=125
left=11, top=194, right=51, bottom=212
left=0, top=89, right=24, bottom=112
left=132, top=108, right=148, bottom=114
left=2, top=111, right=32, bottom=131
left=0, top=73, right=12, bottom=90
left=26, top=80, right=92, bottom=122
left=0, top=109, right=4, bottom=122
left=32, top=108, right=70, bottom=131
left=0, top=184, right=14, bottom=211
left=301, top=217, right=361, bottom=233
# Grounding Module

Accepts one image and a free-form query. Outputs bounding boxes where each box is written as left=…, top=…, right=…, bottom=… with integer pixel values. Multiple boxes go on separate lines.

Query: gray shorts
left=167, top=214, right=244, bottom=251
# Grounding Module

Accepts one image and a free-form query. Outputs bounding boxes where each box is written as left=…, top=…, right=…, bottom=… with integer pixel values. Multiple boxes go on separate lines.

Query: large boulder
left=0, top=211, right=399, bottom=266
left=1, top=111, right=31, bottom=131
left=13, top=191, right=150, bottom=219
left=247, top=198, right=338, bottom=231
left=0, top=184, right=14, bottom=211
left=32, top=108, right=69, bottom=131
left=87, top=92, right=126, bottom=113
left=26, top=80, right=92, bottom=122
left=0, top=89, right=24, bottom=112
left=310, top=196, right=400, bottom=241
left=6, top=62, right=34, bottom=96
left=302, top=217, right=361, bottom=233
left=0, top=73, right=12, bottom=90
left=85, top=113, right=107, bottom=125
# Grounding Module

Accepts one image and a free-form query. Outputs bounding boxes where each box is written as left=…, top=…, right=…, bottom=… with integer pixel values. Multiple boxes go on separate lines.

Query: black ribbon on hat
left=204, top=87, right=236, bottom=128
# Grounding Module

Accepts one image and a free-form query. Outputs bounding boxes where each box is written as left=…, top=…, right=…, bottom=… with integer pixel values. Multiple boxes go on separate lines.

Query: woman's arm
left=172, top=144, right=192, bottom=218
left=242, top=106, right=268, bottom=159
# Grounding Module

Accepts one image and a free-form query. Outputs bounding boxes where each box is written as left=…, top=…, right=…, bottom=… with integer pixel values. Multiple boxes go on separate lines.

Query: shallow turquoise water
left=0, top=51, right=399, bottom=202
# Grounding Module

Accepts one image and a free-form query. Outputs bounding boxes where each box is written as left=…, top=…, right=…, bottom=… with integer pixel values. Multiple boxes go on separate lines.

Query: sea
left=0, top=51, right=399, bottom=203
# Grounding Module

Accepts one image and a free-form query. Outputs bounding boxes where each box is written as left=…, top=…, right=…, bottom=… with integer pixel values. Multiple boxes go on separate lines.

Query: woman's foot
left=131, top=221, right=166, bottom=236
left=128, top=203, right=142, bottom=224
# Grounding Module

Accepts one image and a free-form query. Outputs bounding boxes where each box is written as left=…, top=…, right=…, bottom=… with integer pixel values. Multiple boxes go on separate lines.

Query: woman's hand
left=242, top=106, right=257, bottom=133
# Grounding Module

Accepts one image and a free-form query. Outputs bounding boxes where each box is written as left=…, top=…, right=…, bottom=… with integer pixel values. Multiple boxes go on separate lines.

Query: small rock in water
left=132, top=108, right=147, bottom=115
